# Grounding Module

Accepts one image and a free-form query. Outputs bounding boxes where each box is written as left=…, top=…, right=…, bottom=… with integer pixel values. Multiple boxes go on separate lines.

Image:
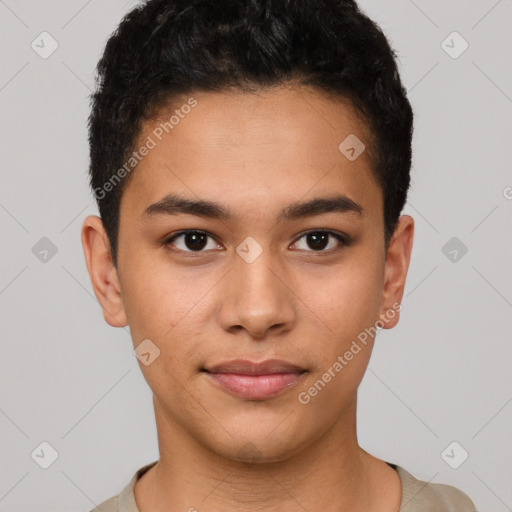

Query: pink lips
left=203, top=359, right=306, bottom=400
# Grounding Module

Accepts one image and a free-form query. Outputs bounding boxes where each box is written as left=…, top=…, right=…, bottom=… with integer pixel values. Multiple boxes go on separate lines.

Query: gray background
left=0, top=0, right=511, bottom=510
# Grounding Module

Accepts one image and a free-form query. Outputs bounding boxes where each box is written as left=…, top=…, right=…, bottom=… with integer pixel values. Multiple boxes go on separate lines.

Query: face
left=82, top=86, right=414, bottom=463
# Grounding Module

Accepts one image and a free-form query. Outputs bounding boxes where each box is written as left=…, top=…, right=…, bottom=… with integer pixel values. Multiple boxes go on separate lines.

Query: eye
left=163, top=229, right=349, bottom=255
left=164, top=230, right=221, bottom=253
left=291, top=230, right=347, bottom=252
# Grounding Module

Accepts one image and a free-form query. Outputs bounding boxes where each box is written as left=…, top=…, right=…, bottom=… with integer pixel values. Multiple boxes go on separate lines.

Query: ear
left=378, top=215, right=414, bottom=329
left=81, top=215, right=128, bottom=328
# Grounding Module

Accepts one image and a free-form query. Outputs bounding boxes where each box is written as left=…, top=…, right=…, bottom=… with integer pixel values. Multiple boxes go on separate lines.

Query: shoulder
left=88, top=460, right=158, bottom=512
left=394, top=464, right=477, bottom=512
left=89, top=495, right=119, bottom=512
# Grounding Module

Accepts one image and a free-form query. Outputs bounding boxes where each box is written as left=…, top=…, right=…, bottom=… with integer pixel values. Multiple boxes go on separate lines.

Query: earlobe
left=379, top=215, right=414, bottom=330
left=81, top=215, right=128, bottom=328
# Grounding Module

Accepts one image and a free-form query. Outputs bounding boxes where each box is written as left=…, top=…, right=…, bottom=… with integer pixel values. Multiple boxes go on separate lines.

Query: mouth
left=201, top=359, right=308, bottom=401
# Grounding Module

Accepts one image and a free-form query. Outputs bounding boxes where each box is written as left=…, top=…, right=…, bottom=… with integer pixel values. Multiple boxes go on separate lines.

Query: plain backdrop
left=0, top=1, right=511, bottom=510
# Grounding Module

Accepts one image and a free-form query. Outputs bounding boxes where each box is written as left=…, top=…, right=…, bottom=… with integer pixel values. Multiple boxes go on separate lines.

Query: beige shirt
left=91, top=460, right=477, bottom=512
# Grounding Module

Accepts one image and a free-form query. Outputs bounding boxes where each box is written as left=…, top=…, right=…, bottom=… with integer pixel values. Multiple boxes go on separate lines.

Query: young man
left=82, top=0, right=477, bottom=510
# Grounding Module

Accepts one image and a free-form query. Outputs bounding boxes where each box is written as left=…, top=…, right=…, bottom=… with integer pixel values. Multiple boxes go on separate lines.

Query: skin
left=82, top=85, right=414, bottom=512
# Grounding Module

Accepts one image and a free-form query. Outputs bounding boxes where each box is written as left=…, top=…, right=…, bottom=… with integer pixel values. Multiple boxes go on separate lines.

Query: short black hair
left=88, top=0, right=413, bottom=267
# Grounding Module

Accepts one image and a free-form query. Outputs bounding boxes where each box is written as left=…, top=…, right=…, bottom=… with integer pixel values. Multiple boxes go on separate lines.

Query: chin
left=208, top=422, right=309, bottom=465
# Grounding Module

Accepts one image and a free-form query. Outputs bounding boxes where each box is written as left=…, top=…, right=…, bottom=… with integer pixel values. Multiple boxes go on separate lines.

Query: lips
left=202, top=359, right=307, bottom=400
left=204, top=358, right=305, bottom=375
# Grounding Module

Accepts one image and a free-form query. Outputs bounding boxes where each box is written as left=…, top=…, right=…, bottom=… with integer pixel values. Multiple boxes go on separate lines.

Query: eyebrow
left=143, top=193, right=364, bottom=222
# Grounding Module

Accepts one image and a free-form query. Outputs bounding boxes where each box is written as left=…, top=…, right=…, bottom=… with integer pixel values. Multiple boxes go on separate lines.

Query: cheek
left=119, top=248, right=208, bottom=337
left=296, top=258, right=384, bottom=401
left=310, top=258, right=383, bottom=338
left=120, top=266, right=210, bottom=395
left=298, top=265, right=382, bottom=410
left=118, top=255, right=219, bottom=384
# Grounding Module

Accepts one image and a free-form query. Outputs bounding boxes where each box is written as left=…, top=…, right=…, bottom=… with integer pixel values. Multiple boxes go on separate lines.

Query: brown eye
left=292, top=230, right=347, bottom=252
left=165, top=230, right=220, bottom=252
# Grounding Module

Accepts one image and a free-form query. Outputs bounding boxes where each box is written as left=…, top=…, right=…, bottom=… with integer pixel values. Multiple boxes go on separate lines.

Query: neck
left=134, top=396, right=395, bottom=512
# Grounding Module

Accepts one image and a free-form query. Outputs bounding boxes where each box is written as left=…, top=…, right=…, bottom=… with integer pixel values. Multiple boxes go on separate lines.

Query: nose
left=217, top=249, right=296, bottom=340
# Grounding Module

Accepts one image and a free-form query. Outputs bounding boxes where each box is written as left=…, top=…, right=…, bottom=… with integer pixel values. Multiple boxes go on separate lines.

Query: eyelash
left=162, top=229, right=349, bottom=255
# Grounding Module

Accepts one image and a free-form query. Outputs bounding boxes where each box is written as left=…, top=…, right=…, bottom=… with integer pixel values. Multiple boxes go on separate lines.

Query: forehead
left=120, top=86, right=382, bottom=223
